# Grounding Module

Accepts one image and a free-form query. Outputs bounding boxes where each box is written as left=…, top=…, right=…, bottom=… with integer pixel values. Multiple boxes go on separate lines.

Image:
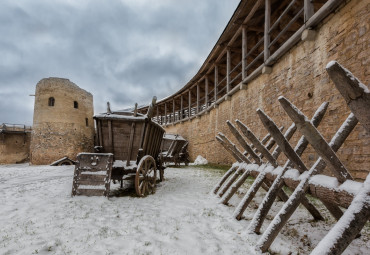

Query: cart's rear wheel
left=135, top=155, right=157, bottom=197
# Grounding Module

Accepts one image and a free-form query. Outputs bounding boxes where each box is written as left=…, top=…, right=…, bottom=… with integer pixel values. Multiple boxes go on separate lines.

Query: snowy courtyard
left=0, top=164, right=369, bottom=255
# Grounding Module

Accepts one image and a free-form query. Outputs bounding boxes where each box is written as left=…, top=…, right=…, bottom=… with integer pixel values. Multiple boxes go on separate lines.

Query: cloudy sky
left=0, top=0, right=239, bottom=125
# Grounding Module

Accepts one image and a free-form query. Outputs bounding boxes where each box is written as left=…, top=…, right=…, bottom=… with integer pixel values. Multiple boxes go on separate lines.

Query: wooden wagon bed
left=72, top=98, right=166, bottom=197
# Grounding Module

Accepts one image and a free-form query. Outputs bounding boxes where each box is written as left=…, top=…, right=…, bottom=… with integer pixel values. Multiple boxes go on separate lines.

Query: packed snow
left=0, top=164, right=369, bottom=254
left=192, top=155, right=208, bottom=165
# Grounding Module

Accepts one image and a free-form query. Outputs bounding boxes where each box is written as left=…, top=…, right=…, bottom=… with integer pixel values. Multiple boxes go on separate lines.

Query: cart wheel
left=135, top=155, right=157, bottom=197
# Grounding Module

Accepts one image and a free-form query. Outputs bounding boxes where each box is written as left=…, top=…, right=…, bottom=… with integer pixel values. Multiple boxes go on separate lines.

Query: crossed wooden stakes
left=212, top=61, right=369, bottom=254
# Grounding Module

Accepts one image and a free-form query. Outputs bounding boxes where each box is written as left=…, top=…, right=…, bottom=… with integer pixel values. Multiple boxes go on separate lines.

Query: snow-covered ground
left=0, top=164, right=368, bottom=255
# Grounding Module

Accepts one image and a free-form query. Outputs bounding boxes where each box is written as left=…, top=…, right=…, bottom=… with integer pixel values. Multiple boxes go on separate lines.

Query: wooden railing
left=149, top=0, right=346, bottom=126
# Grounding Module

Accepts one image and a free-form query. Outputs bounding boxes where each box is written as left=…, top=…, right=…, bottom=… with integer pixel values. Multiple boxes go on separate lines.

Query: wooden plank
left=205, top=77, right=209, bottom=107
left=226, top=120, right=261, bottom=165
left=326, top=61, right=370, bottom=133
left=236, top=120, right=278, bottom=167
left=264, top=0, right=271, bottom=61
left=304, top=0, right=315, bottom=22
left=271, top=123, right=296, bottom=159
left=257, top=110, right=307, bottom=173
left=226, top=48, right=231, bottom=93
left=214, top=65, right=218, bottom=101
left=218, top=133, right=251, bottom=164
left=212, top=165, right=239, bottom=194
left=188, top=90, right=191, bottom=117
left=77, top=174, right=106, bottom=182
left=257, top=113, right=358, bottom=252
left=197, top=83, right=200, bottom=113
left=278, top=96, right=353, bottom=182
left=75, top=180, right=105, bottom=186
left=180, top=94, right=183, bottom=120
left=249, top=101, right=329, bottom=233
left=242, top=26, right=247, bottom=79
left=216, top=136, right=242, bottom=163
left=76, top=189, right=106, bottom=196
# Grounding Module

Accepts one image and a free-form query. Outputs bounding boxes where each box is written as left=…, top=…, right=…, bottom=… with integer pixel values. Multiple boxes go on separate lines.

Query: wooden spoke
left=135, top=155, right=157, bottom=197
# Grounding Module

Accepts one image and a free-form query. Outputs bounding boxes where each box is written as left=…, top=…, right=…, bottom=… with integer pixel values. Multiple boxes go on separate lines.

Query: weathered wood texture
left=257, top=111, right=358, bottom=252
left=311, top=174, right=370, bottom=255
left=326, top=61, right=370, bottom=133
left=71, top=153, right=113, bottom=197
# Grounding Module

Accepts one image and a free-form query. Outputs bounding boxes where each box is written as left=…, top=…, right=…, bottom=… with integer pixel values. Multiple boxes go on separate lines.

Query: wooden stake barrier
left=249, top=101, right=329, bottom=232
left=257, top=108, right=358, bottom=252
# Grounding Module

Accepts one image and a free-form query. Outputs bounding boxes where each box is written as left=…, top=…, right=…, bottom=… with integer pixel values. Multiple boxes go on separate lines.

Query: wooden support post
left=226, top=48, right=231, bottom=93
left=264, top=0, right=271, bottom=62
left=226, top=120, right=261, bottom=165
left=257, top=113, right=358, bottom=253
left=279, top=97, right=353, bottom=182
left=326, top=61, right=370, bottom=133
left=164, top=103, right=167, bottom=124
left=216, top=136, right=242, bottom=163
left=188, top=90, right=192, bottom=117
left=205, top=76, right=209, bottom=107
left=236, top=120, right=278, bottom=167
left=217, top=166, right=244, bottom=197
left=242, top=26, right=247, bottom=80
left=126, top=103, right=138, bottom=166
left=304, top=0, right=315, bottom=22
left=218, top=133, right=251, bottom=164
left=311, top=175, right=370, bottom=255
left=197, top=83, right=200, bottom=113
left=172, top=98, right=175, bottom=123
left=249, top=102, right=329, bottom=233
left=214, top=65, right=218, bottom=101
left=97, top=120, right=103, bottom=147
left=212, top=165, right=239, bottom=194
left=180, top=94, right=183, bottom=120
left=108, top=120, right=113, bottom=154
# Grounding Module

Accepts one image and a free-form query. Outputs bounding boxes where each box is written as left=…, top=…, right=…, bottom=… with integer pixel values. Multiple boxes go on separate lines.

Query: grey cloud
left=0, top=0, right=239, bottom=125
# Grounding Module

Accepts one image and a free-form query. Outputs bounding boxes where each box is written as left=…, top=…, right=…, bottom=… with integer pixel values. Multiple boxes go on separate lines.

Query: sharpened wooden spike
left=249, top=101, right=329, bottom=233
left=236, top=120, right=278, bottom=167
left=311, top=174, right=370, bottom=255
left=217, top=167, right=243, bottom=197
left=257, top=109, right=307, bottom=173
left=212, top=165, right=239, bottom=194
left=257, top=113, right=358, bottom=252
left=216, top=136, right=242, bottom=163
left=220, top=168, right=251, bottom=205
left=271, top=123, right=296, bottom=159
left=278, top=96, right=353, bottom=183
left=227, top=120, right=261, bottom=164
left=218, top=133, right=251, bottom=164
left=326, top=61, right=370, bottom=133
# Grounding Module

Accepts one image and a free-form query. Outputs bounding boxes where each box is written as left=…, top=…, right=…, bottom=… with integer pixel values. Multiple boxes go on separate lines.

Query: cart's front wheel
left=135, top=155, right=157, bottom=197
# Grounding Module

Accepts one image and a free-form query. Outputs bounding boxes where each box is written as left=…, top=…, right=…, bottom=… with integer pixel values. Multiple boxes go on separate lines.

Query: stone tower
left=30, top=78, right=94, bottom=165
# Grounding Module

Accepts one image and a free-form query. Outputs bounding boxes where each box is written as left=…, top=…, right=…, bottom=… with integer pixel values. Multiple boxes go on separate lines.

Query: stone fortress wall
left=0, top=125, right=31, bottom=164
left=30, top=78, right=94, bottom=165
left=165, top=0, right=369, bottom=180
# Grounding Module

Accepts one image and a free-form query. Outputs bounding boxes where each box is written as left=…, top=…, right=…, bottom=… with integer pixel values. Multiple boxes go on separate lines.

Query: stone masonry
left=165, top=0, right=369, bottom=181
left=30, top=78, right=94, bottom=165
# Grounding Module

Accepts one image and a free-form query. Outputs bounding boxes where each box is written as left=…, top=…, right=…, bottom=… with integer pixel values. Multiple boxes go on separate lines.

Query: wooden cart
left=72, top=98, right=165, bottom=197
left=161, top=134, right=189, bottom=166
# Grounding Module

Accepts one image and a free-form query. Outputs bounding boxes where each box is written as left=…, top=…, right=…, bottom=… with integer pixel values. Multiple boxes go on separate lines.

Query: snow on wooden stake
left=211, top=62, right=369, bottom=254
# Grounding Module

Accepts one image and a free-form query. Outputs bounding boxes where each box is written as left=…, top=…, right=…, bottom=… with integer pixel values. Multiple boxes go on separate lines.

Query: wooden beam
left=226, top=48, right=231, bottom=93
left=180, top=94, right=183, bottom=120
left=197, top=83, right=200, bottom=113
left=264, top=0, right=271, bottom=62
left=242, top=27, right=247, bottom=80
left=326, top=61, right=370, bottom=133
left=205, top=76, right=209, bottom=107
left=172, top=98, right=175, bottom=123
left=214, top=65, right=218, bottom=102
left=279, top=96, right=353, bottom=182
left=304, top=0, right=315, bottom=22
left=164, top=103, right=167, bottom=124
left=188, top=90, right=191, bottom=117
